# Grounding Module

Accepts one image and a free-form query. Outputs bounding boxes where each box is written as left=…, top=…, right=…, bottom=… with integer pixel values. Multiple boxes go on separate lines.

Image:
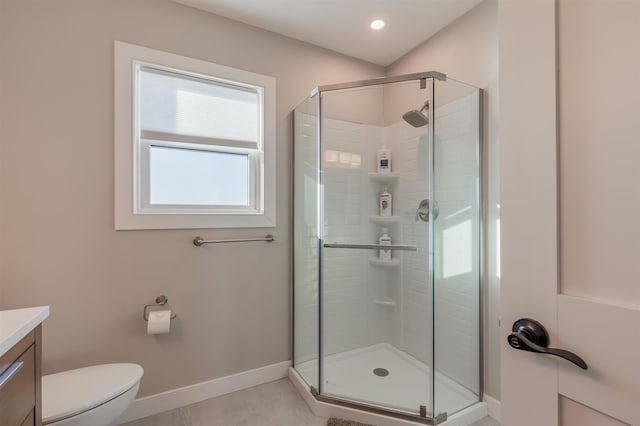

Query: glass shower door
left=318, top=81, right=435, bottom=418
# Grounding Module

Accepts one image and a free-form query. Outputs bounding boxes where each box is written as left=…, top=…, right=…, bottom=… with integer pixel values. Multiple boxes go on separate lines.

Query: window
left=115, top=41, right=276, bottom=229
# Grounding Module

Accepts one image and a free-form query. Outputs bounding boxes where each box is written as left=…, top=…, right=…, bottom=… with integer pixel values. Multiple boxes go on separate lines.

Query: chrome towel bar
left=324, top=242, right=417, bottom=251
left=193, top=234, right=275, bottom=246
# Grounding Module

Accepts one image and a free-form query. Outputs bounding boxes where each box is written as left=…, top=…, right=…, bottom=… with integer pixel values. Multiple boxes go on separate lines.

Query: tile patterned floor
left=120, top=379, right=499, bottom=426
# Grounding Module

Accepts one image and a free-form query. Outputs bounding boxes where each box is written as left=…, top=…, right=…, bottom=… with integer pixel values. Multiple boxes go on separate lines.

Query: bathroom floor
left=119, top=379, right=499, bottom=426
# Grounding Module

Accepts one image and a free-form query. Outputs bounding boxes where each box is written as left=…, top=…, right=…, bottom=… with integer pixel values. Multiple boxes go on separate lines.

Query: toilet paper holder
left=143, top=295, right=178, bottom=321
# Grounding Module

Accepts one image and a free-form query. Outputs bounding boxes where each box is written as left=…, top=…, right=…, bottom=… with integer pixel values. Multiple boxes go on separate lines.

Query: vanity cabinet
left=0, top=326, right=42, bottom=426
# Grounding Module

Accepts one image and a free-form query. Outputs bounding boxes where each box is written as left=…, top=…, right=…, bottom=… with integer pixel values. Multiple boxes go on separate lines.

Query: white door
left=499, top=0, right=640, bottom=425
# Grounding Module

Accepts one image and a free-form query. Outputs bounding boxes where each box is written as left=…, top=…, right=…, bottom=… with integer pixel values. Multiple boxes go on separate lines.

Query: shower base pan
left=290, top=343, right=487, bottom=426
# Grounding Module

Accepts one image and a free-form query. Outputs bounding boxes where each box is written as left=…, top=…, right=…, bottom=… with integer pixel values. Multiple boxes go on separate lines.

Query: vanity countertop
left=0, top=306, right=49, bottom=357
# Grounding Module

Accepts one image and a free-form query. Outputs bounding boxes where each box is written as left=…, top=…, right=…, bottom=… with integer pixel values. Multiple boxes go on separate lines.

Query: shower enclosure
left=292, top=72, right=482, bottom=424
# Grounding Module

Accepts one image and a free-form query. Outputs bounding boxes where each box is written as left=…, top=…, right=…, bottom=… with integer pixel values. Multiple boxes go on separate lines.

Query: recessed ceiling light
left=370, top=19, right=385, bottom=30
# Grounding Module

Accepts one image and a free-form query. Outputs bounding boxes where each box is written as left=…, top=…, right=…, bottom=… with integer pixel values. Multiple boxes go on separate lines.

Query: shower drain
left=373, top=368, right=389, bottom=377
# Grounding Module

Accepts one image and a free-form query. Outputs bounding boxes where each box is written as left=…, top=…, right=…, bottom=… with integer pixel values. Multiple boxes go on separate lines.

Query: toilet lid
left=42, top=363, right=144, bottom=424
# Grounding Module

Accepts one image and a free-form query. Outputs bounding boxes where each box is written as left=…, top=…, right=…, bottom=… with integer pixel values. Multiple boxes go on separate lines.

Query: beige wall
left=386, top=0, right=500, bottom=399
left=0, top=0, right=383, bottom=397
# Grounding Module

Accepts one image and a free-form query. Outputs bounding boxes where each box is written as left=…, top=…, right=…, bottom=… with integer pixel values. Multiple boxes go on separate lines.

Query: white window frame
left=114, top=41, right=276, bottom=229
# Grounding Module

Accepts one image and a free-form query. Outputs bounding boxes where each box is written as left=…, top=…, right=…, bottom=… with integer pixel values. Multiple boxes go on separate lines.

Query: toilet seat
left=42, top=363, right=144, bottom=425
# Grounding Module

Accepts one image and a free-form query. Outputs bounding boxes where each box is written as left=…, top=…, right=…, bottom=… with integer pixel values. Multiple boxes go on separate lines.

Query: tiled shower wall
left=387, top=93, right=480, bottom=396
left=321, top=118, right=384, bottom=355
left=295, top=111, right=430, bottom=361
left=294, top=112, right=393, bottom=363
left=387, top=122, right=432, bottom=365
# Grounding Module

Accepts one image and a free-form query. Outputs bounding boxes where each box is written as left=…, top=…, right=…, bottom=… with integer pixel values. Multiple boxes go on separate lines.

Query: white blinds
left=139, top=66, right=261, bottom=149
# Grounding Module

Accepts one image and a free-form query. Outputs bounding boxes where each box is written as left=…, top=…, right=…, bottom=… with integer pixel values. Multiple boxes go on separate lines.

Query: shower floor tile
left=296, top=343, right=478, bottom=416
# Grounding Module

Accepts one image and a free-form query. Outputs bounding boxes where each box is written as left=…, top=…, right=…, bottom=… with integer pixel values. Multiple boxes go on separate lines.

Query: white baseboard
left=115, top=360, right=291, bottom=424
left=483, top=393, right=501, bottom=423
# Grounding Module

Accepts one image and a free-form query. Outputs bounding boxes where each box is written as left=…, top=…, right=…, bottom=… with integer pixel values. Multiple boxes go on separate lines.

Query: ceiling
left=172, top=0, right=483, bottom=66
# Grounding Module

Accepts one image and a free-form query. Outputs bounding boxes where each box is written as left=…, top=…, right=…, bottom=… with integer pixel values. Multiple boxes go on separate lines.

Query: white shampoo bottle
left=379, top=185, right=392, bottom=217
left=379, top=228, right=392, bottom=261
left=377, top=144, right=391, bottom=173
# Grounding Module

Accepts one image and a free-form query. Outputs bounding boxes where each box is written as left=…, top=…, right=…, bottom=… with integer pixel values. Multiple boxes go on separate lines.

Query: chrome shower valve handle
left=416, top=199, right=438, bottom=222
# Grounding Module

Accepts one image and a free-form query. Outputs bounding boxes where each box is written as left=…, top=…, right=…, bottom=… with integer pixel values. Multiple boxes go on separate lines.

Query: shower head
left=402, top=100, right=429, bottom=128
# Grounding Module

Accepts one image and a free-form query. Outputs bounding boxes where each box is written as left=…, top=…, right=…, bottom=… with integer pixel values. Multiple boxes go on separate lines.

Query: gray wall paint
left=0, top=0, right=383, bottom=397
left=386, top=0, right=500, bottom=399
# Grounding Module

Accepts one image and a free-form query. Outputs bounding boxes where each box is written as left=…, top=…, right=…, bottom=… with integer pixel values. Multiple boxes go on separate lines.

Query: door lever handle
left=508, top=318, right=588, bottom=370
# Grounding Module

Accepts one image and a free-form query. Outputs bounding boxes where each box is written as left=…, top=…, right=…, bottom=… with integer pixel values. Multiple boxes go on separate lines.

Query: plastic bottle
left=379, top=185, right=392, bottom=217
left=379, top=228, right=392, bottom=261
left=377, top=144, right=391, bottom=173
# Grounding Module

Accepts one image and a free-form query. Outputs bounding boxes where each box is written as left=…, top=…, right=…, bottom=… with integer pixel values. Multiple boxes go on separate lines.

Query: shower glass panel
left=432, top=78, right=482, bottom=417
left=293, top=72, right=482, bottom=424
left=320, top=81, right=433, bottom=415
left=293, top=95, right=319, bottom=392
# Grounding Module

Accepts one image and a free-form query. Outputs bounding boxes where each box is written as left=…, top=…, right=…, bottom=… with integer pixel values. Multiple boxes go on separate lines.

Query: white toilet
left=42, top=363, right=144, bottom=426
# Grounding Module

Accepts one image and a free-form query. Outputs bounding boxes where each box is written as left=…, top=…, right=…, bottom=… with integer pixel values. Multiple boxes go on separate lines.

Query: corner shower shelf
left=368, top=258, right=401, bottom=267
left=368, top=215, right=400, bottom=224
left=374, top=297, right=397, bottom=307
left=367, top=172, right=400, bottom=182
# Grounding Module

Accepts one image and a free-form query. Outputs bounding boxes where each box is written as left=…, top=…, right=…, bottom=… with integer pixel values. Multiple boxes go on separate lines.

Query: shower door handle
left=323, top=242, right=417, bottom=251
left=507, top=318, right=588, bottom=370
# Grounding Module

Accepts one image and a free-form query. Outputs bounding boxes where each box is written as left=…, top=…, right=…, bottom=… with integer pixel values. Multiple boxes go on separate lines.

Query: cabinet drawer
left=0, top=344, right=35, bottom=426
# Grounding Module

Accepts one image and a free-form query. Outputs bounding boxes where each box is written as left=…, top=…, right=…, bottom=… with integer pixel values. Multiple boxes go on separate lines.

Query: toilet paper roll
left=147, top=310, right=171, bottom=335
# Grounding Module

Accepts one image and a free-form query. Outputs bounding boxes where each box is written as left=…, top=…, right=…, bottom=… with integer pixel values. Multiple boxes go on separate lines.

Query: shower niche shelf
left=367, top=172, right=399, bottom=182
left=374, top=297, right=397, bottom=307
left=368, top=215, right=400, bottom=224
left=368, top=258, right=400, bottom=267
